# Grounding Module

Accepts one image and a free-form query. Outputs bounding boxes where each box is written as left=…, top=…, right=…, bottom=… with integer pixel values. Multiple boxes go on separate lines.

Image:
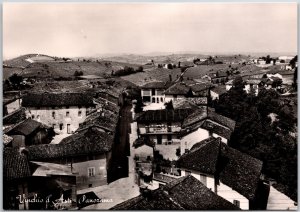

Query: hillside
left=3, top=54, right=141, bottom=80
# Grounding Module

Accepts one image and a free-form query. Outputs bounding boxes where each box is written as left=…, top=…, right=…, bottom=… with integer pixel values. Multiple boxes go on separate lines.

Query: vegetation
left=214, top=77, right=297, bottom=201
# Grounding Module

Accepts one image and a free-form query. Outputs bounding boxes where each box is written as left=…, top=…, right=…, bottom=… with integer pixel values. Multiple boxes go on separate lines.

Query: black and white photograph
left=2, top=2, right=298, bottom=210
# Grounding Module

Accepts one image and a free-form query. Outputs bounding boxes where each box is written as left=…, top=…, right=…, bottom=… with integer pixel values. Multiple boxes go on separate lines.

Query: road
left=107, top=103, right=132, bottom=183
left=78, top=104, right=140, bottom=209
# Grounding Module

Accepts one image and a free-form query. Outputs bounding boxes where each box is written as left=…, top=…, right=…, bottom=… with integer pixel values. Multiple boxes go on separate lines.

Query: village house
left=4, top=118, right=55, bottom=147
left=22, top=92, right=96, bottom=134
left=179, top=107, right=236, bottom=153
left=3, top=95, right=22, bottom=116
left=177, top=137, right=270, bottom=210
left=210, top=85, right=227, bottom=100
left=111, top=175, right=239, bottom=210
left=136, top=108, right=194, bottom=145
left=226, top=78, right=262, bottom=95
left=3, top=107, right=27, bottom=126
left=140, top=81, right=172, bottom=104
left=3, top=147, right=77, bottom=210
left=27, top=127, right=114, bottom=190
left=202, top=72, right=228, bottom=84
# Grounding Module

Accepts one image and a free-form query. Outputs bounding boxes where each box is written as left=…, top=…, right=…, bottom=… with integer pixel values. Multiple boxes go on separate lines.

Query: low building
left=3, top=96, right=22, bottom=116
left=111, top=175, right=239, bottom=210
left=180, top=108, right=236, bottom=153
left=5, top=119, right=54, bottom=147
left=3, top=107, right=27, bottom=126
left=210, top=85, right=227, bottom=100
left=202, top=72, right=228, bottom=84
left=140, top=81, right=172, bottom=104
left=27, top=127, right=114, bottom=189
left=177, top=137, right=269, bottom=210
left=22, top=92, right=96, bottom=134
left=3, top=147, right=77, bottom=210
left=136, top=108, right=194, bottom=145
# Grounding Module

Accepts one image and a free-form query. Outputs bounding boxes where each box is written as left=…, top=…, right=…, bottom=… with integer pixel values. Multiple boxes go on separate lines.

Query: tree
left=165, top=100, right=174, bottom=110
left=9, top=74, right=23, bottom=89
left=134, top=96, right=144, bottom=113
left=136, top=66, right=144, bottom=72
left=74, top=70, right=83, bottom=76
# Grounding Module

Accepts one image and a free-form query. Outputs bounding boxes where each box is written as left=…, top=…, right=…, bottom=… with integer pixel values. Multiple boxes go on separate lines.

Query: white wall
left=217, top=182, right=249, bottom=210
left=6, top=99, right=22, bottom=114
left=27, top=106, right=87, bottom=134
left=180, top=128, right=210, bottom=154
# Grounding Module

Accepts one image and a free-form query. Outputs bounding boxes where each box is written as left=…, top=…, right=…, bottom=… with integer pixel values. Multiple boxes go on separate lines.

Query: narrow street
left=107, top=103, right=132, bottom=183
left=78, top=104, right=140, bottom=209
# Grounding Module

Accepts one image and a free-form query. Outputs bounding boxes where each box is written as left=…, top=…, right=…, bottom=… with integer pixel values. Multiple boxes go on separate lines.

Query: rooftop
left=6, top=119, right=43, bottom=136
left=177, top=137, right=263, bottom=200
left=3, top=107, right=26, bottom=126
left=111, top=175, right=239, bottom=210
left=22, top=92, right=95, bottom=107
left=28, top=127, right=113, bottom=160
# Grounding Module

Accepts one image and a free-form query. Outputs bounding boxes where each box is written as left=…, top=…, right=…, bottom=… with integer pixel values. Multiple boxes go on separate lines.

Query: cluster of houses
left=3, top=88, right=123, bottom=210
left=127, top=78, right=272, bottom=210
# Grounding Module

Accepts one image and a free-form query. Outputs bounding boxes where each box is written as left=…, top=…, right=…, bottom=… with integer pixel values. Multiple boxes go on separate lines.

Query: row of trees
left=112, top=66, right=143, bottom=77
left=213, top=76, right=297, bottom=201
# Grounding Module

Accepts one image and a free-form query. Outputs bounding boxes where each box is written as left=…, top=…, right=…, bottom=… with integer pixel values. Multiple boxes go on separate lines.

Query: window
left=160, top=97, right=164, bottom=102
left=151, top=88, right=155, bottom=96
left=59, top=124, right=63, bottom=131
left=37, top=115, right=40, bottom=119
left=32, top=115, right=35, bottom=119
left=156, top=98, right=159, bottom=103
left=78, top=111, right=82, bottom=117
left=52, top=112, right=55, bottom=119
left=66, top=111, right=70, bottom=117
left=152, top=97, right=155, bottom=103
left=167, top=134, right=172, bottom=141
left=67, top=124, right=71, bottom=134
left=88, top=167, right=95, bottom=177
left=233, top=200, right=240, bottom=208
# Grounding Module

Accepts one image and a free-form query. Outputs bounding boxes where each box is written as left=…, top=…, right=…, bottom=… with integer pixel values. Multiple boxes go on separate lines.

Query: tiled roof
left=78, top=109, right=119, bottom=133
left=163, top=175, right=240, bottom=210
left=164, top=82, right=191, bottom=95
left=140, top=81, right=172, bottom=89
left=110, top=188, right=184, bottom=210
left=207, top=110, right=236, bottom=131
left=211, top=85, right=227, bottom=95
left=153, top=173, right=178, bottom=184
left=177, top=137, right=263, bottom=201
left=201, top=120, right=233, bottom=140
left=177, top=137, right=220, bottom=175
left=4, top=147, right=31, bottom=181
left=111, top=175, right=239, bottom=210
left=182, top=107, right=207, bottom=128
left=3, top=107, right=26, bottom=126
left=28, top=127, right=113, bottom=160
left=219, top=143, right=263, bottom=200
left=22, top=92, right=95, bottom=107
left=136, top=109, right=194, bottom=123
left=6, top=119, right=42, bottom=136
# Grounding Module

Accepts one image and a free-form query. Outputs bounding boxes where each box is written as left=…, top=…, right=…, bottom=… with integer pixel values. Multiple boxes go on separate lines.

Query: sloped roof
left=78, top=110, right=118, bottom=133
left=164, top=82, right=191, bottom=95
left=207, top=110, right=236, bottom=131
left=177, top=137, right=220, bottom=175
left=211, top=85, right=227, bottom=95
left=22, top=92, right=95, bottom=107
left=3, top=107, right=26, bottom=126
left=177, top=137, right=263, bottom=201
left=110, top=188, right=184, bottom=210
left=28, top=127, right=113, bottom=160
left=164, top=175, right=240, bottom=210
left=140, top=81, right=172, bottom=89
left=4, top=147, right=31, bottom=181
left=201, top=120, right=233, bottom=140
left=136, top=109, right=194, bottom=123
left=182, top=107, right=207, bottom=128
left=6, top=119, right=42, bottom=136
left=111, top=175, right=239, bottom=210
left=219, top=143, right=263, bottom=200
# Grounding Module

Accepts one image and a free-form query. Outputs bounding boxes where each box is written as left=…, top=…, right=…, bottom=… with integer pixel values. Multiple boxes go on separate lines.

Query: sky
left=3, top=3, right=298, bottom=59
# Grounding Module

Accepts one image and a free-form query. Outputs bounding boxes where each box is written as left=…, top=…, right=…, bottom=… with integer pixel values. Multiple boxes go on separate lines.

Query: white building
left=178, top=137, right=268, bottom=210
left=22, top=92, right=96, bottom=134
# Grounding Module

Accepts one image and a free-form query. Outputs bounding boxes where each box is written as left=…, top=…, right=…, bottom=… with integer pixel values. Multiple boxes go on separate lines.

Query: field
left=121, top=67, right=182, bottom=86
